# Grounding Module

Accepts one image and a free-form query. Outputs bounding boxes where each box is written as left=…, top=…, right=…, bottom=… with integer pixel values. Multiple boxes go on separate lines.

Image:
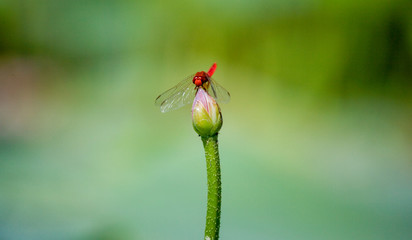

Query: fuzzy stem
left=201, top=135, right=221, bottom=240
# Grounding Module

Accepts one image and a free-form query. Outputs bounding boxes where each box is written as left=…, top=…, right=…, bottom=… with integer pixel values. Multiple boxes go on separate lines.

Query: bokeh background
left=1, top=0, right=412, bottom=239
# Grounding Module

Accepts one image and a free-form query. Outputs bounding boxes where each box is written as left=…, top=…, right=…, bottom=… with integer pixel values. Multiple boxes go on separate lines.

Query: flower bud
left=192, top=88, right=222, bottom=137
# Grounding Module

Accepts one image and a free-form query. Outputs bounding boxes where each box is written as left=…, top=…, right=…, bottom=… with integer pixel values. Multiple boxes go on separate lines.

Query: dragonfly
left=155, top=63, right=230, bottom=113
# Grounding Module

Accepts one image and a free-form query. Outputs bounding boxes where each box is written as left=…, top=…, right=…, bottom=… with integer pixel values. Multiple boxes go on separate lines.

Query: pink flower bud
left=192, top=88, right=222, bottom=137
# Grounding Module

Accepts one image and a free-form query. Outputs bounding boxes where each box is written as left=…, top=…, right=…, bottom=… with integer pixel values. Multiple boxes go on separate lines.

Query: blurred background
left=0, top=0, right=411, bottom=239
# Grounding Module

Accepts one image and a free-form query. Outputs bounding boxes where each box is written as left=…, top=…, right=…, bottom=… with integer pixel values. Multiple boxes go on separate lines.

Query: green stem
left=201, top=135, right=221, bottom=240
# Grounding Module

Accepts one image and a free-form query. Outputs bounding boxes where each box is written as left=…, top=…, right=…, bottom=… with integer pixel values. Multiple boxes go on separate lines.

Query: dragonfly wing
left=155, top=74, right=196, bottom=113
left=207, top=77, right=231, bottom=104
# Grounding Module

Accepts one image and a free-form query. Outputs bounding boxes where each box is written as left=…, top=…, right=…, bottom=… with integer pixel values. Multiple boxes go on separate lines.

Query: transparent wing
left=155, top=74, right=197, bottom=113
left=207, top=76, right=231, bottom=104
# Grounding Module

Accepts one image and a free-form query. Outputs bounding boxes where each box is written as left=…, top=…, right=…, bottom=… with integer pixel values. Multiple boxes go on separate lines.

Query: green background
left=0, top=0, right=411, bottom=239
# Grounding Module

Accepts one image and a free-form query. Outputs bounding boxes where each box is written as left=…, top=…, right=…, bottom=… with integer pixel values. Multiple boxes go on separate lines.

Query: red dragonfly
left=155, top=63, right=230, bottom=113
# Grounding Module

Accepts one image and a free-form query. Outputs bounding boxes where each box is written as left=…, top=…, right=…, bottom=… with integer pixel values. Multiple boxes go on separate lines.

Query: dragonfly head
left=193, top=71, right=209, bottom=87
